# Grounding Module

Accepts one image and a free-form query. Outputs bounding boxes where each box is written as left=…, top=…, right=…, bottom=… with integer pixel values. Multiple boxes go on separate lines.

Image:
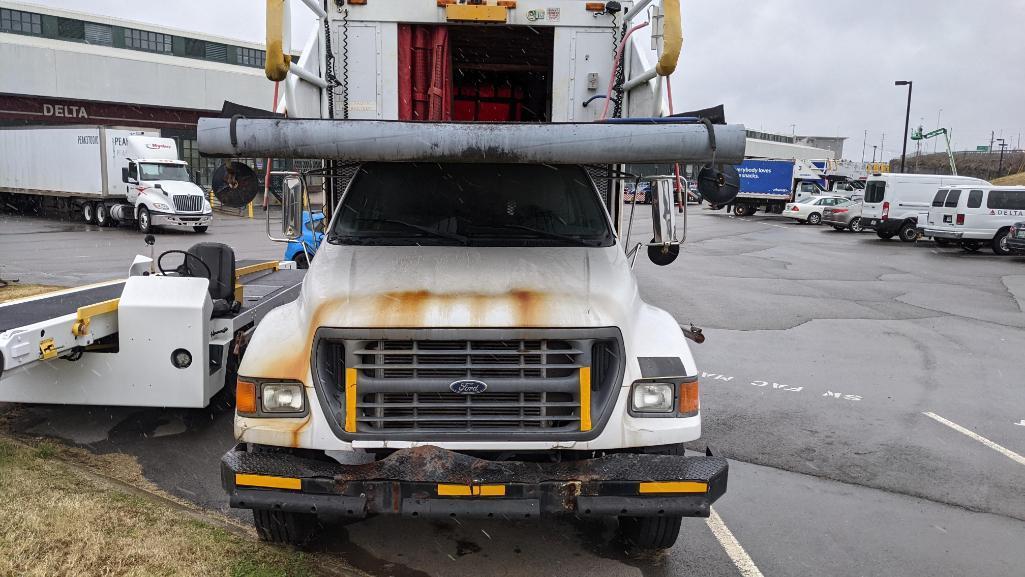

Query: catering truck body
left=203, top=0, right=745, bottom=551
left=0, top=125, right=212, bottom=233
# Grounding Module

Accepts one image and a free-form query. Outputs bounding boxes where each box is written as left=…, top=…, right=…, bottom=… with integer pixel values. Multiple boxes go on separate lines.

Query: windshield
left=139, top=163, right=190, bottom=182
left=329, top=163, right=614, bottom=247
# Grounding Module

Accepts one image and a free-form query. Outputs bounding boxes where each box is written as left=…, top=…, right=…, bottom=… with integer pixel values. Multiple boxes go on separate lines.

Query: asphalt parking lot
left=2, top=207, right=1024, bottom=577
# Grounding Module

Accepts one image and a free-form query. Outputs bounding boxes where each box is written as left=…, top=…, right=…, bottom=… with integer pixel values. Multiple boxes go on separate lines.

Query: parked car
left=783, top=195, right=848, bottom=225
left=284, top=210, right=325, bottom=268
left=860, top=173, right=988, bottom=242
left=822, top=199, right=864, bottom=232
left=923, top=186, right=1025, bottom=255
left=1008, top=222, right=1025, bottom=253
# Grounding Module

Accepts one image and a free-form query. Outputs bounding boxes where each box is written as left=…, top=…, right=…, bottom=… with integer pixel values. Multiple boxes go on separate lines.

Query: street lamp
left=895, top=80, right=913, bottom=172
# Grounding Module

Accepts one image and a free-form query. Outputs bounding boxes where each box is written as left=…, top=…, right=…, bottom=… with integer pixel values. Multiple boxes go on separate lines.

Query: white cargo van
left=923, top=186, right=1025, bottom=254
left=860, top=173, right=988, bottom=241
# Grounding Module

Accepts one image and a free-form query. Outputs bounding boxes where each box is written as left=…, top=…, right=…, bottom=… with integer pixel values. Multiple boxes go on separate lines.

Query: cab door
left=125, top=161, right=142, bottom=203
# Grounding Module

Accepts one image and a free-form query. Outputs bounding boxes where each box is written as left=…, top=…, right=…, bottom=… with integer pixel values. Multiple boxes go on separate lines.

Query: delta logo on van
left=990, top=209, right=1025, bottom=216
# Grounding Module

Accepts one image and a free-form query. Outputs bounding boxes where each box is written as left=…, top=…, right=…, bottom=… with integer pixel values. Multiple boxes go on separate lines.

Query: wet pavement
left=3, top=207, right=1025, bottom=576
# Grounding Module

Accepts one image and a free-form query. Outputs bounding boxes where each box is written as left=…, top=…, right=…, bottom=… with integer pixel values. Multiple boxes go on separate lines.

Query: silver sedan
left=822, top=199, right=865, bottom=232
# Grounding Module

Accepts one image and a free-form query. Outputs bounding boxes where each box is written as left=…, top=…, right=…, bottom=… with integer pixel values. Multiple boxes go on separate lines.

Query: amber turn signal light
left=678, top=379, right=699, bottom=417
left=236, top=379, right=258, bottom=414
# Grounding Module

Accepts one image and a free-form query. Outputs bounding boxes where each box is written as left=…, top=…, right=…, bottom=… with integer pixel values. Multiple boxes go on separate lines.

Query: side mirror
left=648, top=178, right=680, bottom=266
left=281, top=175, right=305, bottom=241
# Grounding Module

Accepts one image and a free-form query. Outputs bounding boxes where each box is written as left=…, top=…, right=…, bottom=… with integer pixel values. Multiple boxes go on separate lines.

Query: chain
left=612, top=16, right=626, bottom=118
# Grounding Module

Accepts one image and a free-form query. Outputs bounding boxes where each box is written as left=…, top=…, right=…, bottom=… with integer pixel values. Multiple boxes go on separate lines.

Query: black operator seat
left=188, top=242, right=239, bottom=317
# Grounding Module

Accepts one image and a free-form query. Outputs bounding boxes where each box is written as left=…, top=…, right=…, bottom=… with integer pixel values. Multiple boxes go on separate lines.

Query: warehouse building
left=0, top=1, right=284, bottom=186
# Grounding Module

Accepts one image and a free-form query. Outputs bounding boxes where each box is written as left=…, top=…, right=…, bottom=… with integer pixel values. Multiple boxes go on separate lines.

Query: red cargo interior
left=398, top=25, right=554, bottom=122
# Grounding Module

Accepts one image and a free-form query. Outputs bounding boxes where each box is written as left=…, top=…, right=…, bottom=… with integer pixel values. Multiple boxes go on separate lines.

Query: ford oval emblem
left=449, top=379, right=488, bottom=395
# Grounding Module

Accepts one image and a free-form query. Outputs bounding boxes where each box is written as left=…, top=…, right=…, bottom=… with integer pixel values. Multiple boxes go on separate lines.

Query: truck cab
left=120, top=136, right=212, bottom=233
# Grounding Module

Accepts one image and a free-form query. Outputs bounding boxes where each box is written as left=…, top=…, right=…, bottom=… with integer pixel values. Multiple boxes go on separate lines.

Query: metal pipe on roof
left=198, top=118, right=747, bottom=165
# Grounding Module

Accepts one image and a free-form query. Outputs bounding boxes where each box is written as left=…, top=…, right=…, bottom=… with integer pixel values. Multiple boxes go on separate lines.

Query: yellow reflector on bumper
left=638, top=481, right=708, bottom=494
left=437, top=484, right=506, bottom=497
left=236, top=473, right=301, bottom=490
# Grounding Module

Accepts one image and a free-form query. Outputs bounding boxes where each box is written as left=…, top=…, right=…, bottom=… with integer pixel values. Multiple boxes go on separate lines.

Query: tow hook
left=680, top=324, right=705, bottom=344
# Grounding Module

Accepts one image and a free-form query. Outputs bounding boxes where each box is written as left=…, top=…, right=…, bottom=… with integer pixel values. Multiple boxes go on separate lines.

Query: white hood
left=146, top=180, right=205, bottom=196
left=296, top=244, right=640, bottom=329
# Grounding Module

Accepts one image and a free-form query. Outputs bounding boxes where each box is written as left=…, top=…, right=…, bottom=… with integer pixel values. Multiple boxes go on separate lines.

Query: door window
left=864, top=181, right=885, bottom=203
left=944, top=190, right=961, bottom=207
left=967, top=190, right=983, bottom=208
left=128, top=162, right=138, bottom=181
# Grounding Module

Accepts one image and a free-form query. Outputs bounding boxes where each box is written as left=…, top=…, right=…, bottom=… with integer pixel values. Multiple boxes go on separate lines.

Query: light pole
left=997, top=138, right=1007, bottom=178
left=895, top=80, right=913, bottom=172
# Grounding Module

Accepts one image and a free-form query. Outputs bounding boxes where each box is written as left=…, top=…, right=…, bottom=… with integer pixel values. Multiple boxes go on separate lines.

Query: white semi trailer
left=201, top=0, right=747, bottom=552
left=0, top=126, right=212, bottom=233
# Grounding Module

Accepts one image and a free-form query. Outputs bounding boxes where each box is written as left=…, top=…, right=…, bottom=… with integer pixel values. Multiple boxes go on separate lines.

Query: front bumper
left=222, top=444, right=728, bottom=519
left=151, top=212, right=213, bottom=227
left=1007, top=236, right=1025, bottom=252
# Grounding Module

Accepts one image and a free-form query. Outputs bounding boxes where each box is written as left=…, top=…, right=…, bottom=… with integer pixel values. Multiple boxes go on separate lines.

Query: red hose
left=600, top=21, right=650, bottom=121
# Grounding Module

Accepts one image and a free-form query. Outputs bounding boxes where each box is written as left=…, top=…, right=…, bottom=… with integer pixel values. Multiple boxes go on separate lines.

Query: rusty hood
left=296, top=244, right=637, bottom=328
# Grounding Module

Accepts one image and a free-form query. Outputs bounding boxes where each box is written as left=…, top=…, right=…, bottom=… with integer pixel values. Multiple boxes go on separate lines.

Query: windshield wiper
left=334, top=218, right=469, bottom=245
left=484, top=224, right=601, bottom=246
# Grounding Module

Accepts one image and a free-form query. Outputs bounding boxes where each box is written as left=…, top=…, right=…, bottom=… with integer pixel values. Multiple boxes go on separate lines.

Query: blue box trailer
left=728, top=159, right=796, bottom=216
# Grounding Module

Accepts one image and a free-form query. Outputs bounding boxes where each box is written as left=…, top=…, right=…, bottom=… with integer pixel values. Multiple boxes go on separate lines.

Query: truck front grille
left=172, top=195, right=204, bottom=212
left=359, top=391, right=578, bottom=431
left=313, top=329, right=624, bottom=439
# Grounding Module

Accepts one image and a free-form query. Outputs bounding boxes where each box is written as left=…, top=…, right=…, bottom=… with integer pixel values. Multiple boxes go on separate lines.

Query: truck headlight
left=631, top=383, right=674, bottom=413
left=153, top=202, right=170, bottom=210
left=262, top=383, right=305, bottom=413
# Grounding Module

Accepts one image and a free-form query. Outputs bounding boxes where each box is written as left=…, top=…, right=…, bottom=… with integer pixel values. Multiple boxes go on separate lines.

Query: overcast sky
left=27, top=0, right=1025, bottom=161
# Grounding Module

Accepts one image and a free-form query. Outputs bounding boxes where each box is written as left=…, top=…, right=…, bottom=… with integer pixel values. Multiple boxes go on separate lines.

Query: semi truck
left=0, top=126, right=212, bottom=233
left=199, top=0, right=746, bottom=552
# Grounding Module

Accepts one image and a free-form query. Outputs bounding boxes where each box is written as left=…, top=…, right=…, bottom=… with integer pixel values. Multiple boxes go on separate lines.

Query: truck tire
left=992, top=228, right=1013, bottom=255
left=137, top=206, right=153, bottom=234
left=898, top=222, right=918, bottom=242
left=292, top=253, right=310, bottom=269
left=193, top=226, right=208, bottom=233
left=807, top=212, right=821, bottom=225
left=95, top=203, right=111, bottom=227
left=619, top=515, right=683, bottom=551
left=252, top=509, right=319, bottom=547
left=82, top=202, right=96, bottom=224
left=849, top=217, right=863, bottom=233
left=876, top=230, right=894, bottom=240
left=733, top=204, right=749, bottom=217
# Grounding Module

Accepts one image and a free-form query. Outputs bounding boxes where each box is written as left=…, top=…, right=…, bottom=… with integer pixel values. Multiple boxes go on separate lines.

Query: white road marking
left=923, top=412, right=1025, bottom=467
left=706, top=508, right=764, bottom=577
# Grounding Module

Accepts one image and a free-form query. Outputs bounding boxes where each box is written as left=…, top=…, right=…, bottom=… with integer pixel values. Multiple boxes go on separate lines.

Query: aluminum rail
left=197, top=119, right=746, bottom=165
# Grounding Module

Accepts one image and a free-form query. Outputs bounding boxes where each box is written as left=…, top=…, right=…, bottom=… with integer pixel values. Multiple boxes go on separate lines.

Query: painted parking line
left=706, top=508, right=765, bottom=577
left=923, top=412, right=1025, bottom=467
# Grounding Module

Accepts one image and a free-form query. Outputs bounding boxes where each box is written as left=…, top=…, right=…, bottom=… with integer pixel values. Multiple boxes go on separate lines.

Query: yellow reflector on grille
left=579, top=367, right=592, bottom=432
left=638, top=481, right=708, bottom=494
left=344, top=368, right=357, bottom=433
left=437, top=484, right=506, bottom=497
left=235, top=473, right=301, bottom=490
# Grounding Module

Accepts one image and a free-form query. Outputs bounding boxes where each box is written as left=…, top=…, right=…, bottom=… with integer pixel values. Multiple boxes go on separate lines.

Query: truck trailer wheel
left=252, top=509, right=319, bottom=547
left=95, top=203, right=111, bottom=227
left=82, top=202, right=96, bottom=224
left=137, top=206, right=153, bottom=234
left=619, top=515, right=683, bottom=551
left=733, top=204, right=750, bottom=217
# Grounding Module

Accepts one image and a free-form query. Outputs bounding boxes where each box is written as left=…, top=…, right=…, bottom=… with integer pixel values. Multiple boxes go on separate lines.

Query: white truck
left=0, top=126, right=212, bottom=233
left=200, top=0, right=746, bottom=552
